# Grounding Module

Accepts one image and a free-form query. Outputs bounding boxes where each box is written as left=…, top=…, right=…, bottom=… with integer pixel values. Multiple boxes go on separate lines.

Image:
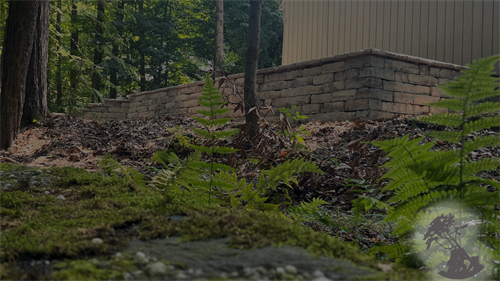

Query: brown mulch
left=1, top=113, right=499, bottom=249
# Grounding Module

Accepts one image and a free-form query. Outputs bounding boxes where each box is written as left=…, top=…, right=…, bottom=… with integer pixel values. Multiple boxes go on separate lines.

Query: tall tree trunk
left=138, top=1, right=146, bottom=92
left=70, top=1, right=79, bottom=98
left=110, top=1, right=124, bottom=99
left=0, top=1, right=39, bottom=150
left=22, top=0, right=50, bottom=127
left=243, top=0, right=262, bottom=139
left=214, top=0, right=224, bottom=78
left=56, top=0, right=63, bottom=112
left=91, top=0, right=104, bottom=103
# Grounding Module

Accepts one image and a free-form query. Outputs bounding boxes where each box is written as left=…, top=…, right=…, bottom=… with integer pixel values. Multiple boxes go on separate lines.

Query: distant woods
left=0, top=0, right=283, bottom=112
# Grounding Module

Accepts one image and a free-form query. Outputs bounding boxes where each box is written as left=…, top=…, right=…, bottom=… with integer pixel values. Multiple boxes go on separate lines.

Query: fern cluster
left=358, top=56, right=500, bottom=270
left=151, top=74, right=328, bottom=222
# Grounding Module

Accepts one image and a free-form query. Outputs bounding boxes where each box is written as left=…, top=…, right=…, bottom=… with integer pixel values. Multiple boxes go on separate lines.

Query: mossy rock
left=0, top=165, right=424, bottom=280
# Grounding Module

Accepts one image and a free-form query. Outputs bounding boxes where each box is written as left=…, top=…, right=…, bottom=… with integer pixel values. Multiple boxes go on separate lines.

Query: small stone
left=254, top=266, right=267, bottom=275
left=8, top=174, right=16, bottom=179
left=175, top=271, right=188, bottom=280
left=312, top=269, right=325, bottom=278
left=44, top=191, right=50, bottom=194
left=124, top=273, right=133, bottom=280
left=285, top=265, right=297, bottom=275
left=44, top=260, right=50, bottom=265
left=131, top=270, right=144, bottom=278
left=267, top=269, right=276, bottom=278
left=220, top=272, right=229, bottom=279
left=243, top=267, right=255, bottom=277
left=91, top=238, right=103, bottom=245
left=312, top=277, right=332, bottom=281
left=303, top=272, right=312, bottom=279
left=115, top=252, right=122, bottom=258
left=276, top=267, right=286, bottom=275
left=56, top=195, right=66, bottom=200
left=35, top=170, right=42, bottom=175
left=229, top=271, right=239, bottom=277
left=146, top=262, right=167, bottom=276
left=134, top=251, right=148, bottom=264
left=3, top=183, right=12, bottom=189
left=194, top=268, right=203, bottom=276
left=166, top=265, right=175, bottom=271
left=151, top=257, right=157, bottom=262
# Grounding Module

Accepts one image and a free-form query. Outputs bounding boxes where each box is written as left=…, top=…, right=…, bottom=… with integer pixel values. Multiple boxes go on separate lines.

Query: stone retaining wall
left=84, top=48, right=466, bottom=122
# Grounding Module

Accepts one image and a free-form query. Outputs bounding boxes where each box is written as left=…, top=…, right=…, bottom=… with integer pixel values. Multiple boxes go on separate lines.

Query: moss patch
left=0, top=165, right=424, bottom=280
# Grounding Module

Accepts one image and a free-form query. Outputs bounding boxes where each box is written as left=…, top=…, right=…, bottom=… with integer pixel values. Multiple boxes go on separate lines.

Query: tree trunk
left=214, top=0, right=224, bottom=78
left=56, top=0, right=63, bottom=112
left=110, top=1, right=124, bottom=99
left=91, top=0, right=104, bottom=103
left=0, top=1, right=39, bottom=150
left=70, top=1, right=79, bottom=99
left=138, top=1, right=146, bottom=92
left=243, top=0, right=262, bottom=139
left=22, top=0, right=50, bottom=127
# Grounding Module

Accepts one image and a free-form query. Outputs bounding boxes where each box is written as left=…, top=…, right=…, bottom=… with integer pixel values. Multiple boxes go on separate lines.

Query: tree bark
left=70, top=1, right=79, bottom=96
left=214, top=0, right=224, bottom=78
left=91, top=0, right=104, bottom=103
left=56, top=0, right=63, bottom=112
left=110, top=1, right=124, bottom=99
left=0, top=1, right=38, bottom=150
left=22, top=0, right=50, bottom=127
left=243, top=0, right=262, bottom=139
left=138, top=1, right=146, bottom=92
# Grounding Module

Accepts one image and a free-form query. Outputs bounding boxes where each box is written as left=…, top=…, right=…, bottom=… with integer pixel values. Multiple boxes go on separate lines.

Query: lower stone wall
left=84, top=48, right=466, bottom=122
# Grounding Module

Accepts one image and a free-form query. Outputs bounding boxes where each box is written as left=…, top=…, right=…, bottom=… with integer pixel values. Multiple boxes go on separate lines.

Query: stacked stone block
left=84, top=49, right=466, bottom=122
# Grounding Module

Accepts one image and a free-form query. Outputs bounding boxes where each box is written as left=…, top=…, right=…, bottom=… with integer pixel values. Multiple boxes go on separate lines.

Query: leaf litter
left=1, top=113, right=499, bottom=251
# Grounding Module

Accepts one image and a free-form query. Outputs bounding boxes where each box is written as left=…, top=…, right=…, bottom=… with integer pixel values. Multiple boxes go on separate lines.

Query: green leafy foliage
left=151, top=76, right=326, bottom=220
left=97, top=153, right=145, bottom=188
left=356, top=55, right=500, bottom=270
left=277, top=105, right=312, bottom=148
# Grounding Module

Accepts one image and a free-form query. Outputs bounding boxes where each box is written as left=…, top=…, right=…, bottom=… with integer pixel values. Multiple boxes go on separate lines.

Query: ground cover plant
left=0, top=58, right=499, bottom=280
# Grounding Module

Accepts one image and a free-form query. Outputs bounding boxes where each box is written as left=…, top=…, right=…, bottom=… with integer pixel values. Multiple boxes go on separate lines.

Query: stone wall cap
left=102, top=99, right=130, bottom=103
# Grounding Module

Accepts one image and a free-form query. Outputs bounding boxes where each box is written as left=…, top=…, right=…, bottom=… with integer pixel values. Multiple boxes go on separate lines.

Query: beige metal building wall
left=282, top=0, right=500, bottom=67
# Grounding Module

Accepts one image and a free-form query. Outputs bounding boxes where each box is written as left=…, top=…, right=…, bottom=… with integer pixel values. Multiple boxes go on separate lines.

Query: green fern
left=359, top=55, right=500, bottom=270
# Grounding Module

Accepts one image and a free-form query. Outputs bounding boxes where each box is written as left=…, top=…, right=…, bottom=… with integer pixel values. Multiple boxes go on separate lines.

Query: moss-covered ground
left=0, top=163, right=425, bottom=280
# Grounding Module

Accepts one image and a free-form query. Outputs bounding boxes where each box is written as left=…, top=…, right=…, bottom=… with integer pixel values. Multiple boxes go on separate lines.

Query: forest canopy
left=0, top=0, right=283, bottom=112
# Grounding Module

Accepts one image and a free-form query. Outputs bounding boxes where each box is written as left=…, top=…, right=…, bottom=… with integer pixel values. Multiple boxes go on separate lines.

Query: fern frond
left=195, top=108, right=231, bottom=117
left=419, top=112, right=463, bottom=127
left=463, top=135, right=500, bottom=154
left=465, top=102, right=500, bottom=118
left=193, top=161, right=237, bottom=173
left=352, top=195, right=391, bottom=225
left=426, top=99, right=466, bottom=111
left=464, top=116, right=500, bottom=134
left=426, top=131, right=462, bottom=143
left=463, top=158, right=500, bottom=176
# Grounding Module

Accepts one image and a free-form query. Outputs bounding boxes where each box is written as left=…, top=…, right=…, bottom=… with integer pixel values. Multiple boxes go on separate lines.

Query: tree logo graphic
left=424, top=213, right=484, bottom=279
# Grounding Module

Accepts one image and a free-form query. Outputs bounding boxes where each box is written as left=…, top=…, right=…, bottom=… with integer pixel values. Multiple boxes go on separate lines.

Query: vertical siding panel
left=322, top=0, right=329, bottom=57
left=376, top=0, right=384, bottom=49
left=492, top=1, right=500, bottom=57
left=419, top=0, right=429, bottom=58
left=289, top=1, right=302, bottom=63
left=462, top=0, right=473, bottom=64
left=282, top=0, right=290, bottom=65
left=356, top=1, right=364, bottom=50
left=470, top=1, right=482, bottom=62
left=289, top=0, right=295, bottom=64
left=299, top=0, right=307, bottom=63
left=396, top=0, right=405, bottom=53
left=412, top=1, right=420, bottom=56
left=428, top=1, right=437, bottom=60
left=328, top=0, right=335, bottom=56
left=404, top=0, right=413, bottom=54
left=338, top=1, right=346, bottom=53
left=363, top=0, right=371, bottom=49
left=382, top=0, right=391, bottom=51
left=389, top=1, right=398, bottom=52
left=311, top=0, right=318, bottom=60
left=344, top=0, right=351, bottom=53
left=369, top=1, right=377, bottom=48
left=350, top=0, right=357, bottom=52
left=435, top=1, right=446, bottom=61
left=482, top=1, right=493, bottom=58
left=307, top=0, right=314, bottom=60
left=332, top=0, right=340, bottom=56
left=454, top=0, right=463, bottom=65
left=444, top=0, right=454, bottom=63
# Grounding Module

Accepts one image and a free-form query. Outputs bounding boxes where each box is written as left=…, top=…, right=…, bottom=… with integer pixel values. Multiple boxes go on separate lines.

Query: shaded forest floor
left=2, top=113, right=499, bottom=253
